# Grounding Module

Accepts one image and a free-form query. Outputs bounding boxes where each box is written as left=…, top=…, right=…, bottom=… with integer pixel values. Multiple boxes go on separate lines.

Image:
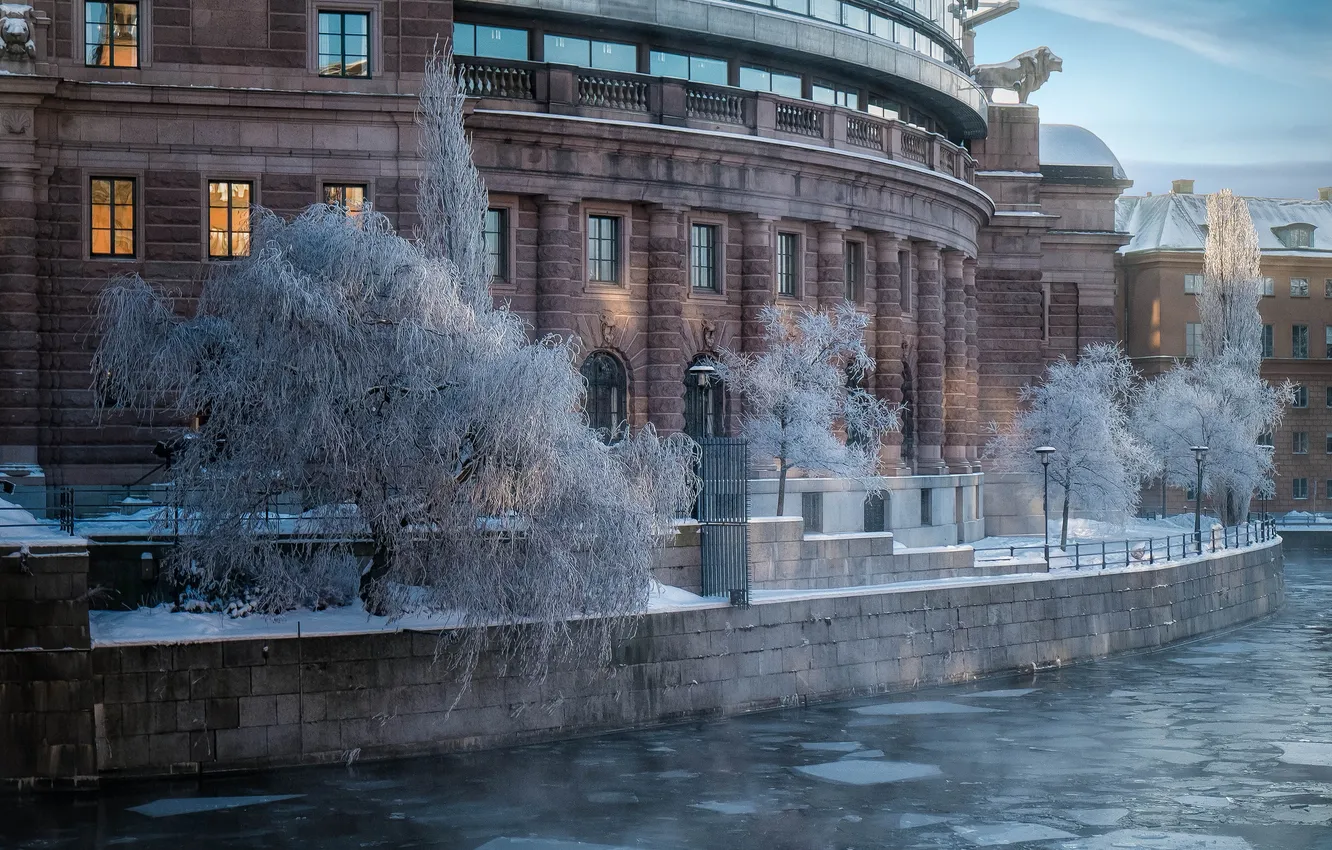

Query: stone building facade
left=0, top=0, right=1132, bottom=536
left=1117, top=186, right=1332, bottom=515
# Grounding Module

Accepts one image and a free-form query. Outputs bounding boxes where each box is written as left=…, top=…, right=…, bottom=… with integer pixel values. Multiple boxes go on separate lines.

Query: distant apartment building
left=1117, top=183, right=1332, bottom=514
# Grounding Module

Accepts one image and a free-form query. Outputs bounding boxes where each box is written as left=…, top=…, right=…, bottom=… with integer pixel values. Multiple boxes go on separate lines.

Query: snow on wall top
left=1117, top=192, right=1332, bottom=255
left=1038, top=124, right=1127, bottom=179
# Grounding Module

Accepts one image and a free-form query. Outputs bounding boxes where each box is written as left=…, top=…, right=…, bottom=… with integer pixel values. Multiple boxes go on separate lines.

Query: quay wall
left=82, top=540, right=1283, bottom=780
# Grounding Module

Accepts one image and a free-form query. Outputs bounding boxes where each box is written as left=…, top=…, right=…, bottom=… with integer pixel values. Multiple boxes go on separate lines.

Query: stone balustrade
left=459, top=59, right=977, bottom=184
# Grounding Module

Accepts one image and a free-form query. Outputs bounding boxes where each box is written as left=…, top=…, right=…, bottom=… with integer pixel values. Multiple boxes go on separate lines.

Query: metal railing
left=456, top=59, right=977, bottom=184
left=973, top=519, right=1278, bottom=571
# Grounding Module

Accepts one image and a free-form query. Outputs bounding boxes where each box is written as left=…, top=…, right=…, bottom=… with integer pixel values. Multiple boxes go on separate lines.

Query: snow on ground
left=0, top=497, right=85, bottom=544
left=91, top=579, right=720, bottom=646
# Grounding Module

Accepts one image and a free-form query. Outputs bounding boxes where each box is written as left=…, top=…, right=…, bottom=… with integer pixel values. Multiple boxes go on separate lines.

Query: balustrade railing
left=456, top=59, right=975, bottom=184
left=973, top=519, right=1278, bottom=571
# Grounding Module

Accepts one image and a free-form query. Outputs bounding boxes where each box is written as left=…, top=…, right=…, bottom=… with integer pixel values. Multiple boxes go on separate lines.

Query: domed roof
left=1039, top=124, right=1127, bottom=180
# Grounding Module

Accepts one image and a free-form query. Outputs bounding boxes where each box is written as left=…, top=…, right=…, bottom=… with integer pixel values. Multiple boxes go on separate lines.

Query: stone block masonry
left=86, top=541, right=1282, bottom=779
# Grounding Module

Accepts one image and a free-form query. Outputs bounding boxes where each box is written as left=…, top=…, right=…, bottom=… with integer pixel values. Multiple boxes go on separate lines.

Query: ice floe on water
left=1274, top=741, right=1332, bottom=767
left=690, top=800, right=759, bottom=815
left=792, top=760, right=941, bottom=785
left=473, top=840, right=637, bottom=850
left=957, top=688, right=1039, bottom=699
left=798, top=741, right=861, bottom=752
left=851, top=700, right=1000, bottom=716
left=1066, top=808, right=1130, bottom=826
left=894, top=813, right=951, bottom=829
left=1175, top=795, right=1231, bottom=809
left=952, top=823, right=1078, bottom=845
left=840, top=749, right=886, bottom=759
left=1059, top=831, right=1251, bottom=849
left=128, top=795, right=303, bottom=817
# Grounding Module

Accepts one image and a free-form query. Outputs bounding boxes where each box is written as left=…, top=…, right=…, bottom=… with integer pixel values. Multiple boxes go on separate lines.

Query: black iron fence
left=696, top=437, right=751, bottom=606
left=973, top=519, right=1278, bottom=571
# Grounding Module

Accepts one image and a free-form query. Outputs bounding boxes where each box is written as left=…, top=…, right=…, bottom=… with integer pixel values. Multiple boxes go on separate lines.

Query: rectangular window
left=1185, top=322, right=1203, bottom=358
left=841, top=3, right=869, bottom=31
left=324, top=183, right=367, bottom=213
left=544, top=34, right=636, bottom=72
left=690, top=223, right=719, bottom=291
left=208, top=181, right=252, bottom=259
left=1326, top=279, right=1332, bottom=298
left=844, top=240, right=864, bottom=302
left=1258, top=432, right=1273, bottom=447
left=649, top=50, right=726, bottom=85
left=1294, top=432, right=1308, bottom=455
left=777, top=232, right=800, bottom=297
left=1292, top=277, right=1311, bottom=297
left=85, top=0, right=139, bottom=68
left=1326, top=433, right=1332, bottom=454
left=587, top=215, right=620, bottom=284
left=1294, top=384, right=1308, bottom=408
left=483, top=208, right=508, bottom=281
left=317, top=11, right=370, bottom=77
left=90, top=177, right=135, bottom=257
left=1183, top=273, right=1204, bottom=294
left=1327, top=386, right=1332, bottom=408
left=460, top=24, right=528, bottom=60
left=1262, top=324, right=1274, bottom=358
left=775, top=0, right=809, bottom=12
left=811, top=0, right=840, bottom=22
left=1262, top=276, right=1275, bottom=296
left=1294, top=478, right=1309, bottom=500
left=1294, top=324, right=1309, bottom=359
left=738, top=66, right=802, bottom=98
left=920, top=488, right=932, bottom=526
left=868, top=95, right=900, bottom=120
left=1326, top=326, right=1332, bottom=359
left=812, top=82, right=859, bottom=109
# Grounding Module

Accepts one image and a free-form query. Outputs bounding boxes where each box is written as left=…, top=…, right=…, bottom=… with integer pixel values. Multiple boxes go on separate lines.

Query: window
left=1294, top=324, right=1309, bottom=359
left=1274, top=224, right=1315, bottom=249
left=1326, top=326, right=1332, bottom=359
left=1326, top=279, right=1332, bottom=298
left=317, top=11, right=370, bottom=77
left=841, top=3, right=868, bottom=30
left=811, top=0, right=839, bottom=22
left=587, top=215, right=621, bottom=284
left=1185, top=322, right=1203, bottom=358
left=844, top=240, right=864, bottom=302
left=919, top=488, right=932, bottom=526
left=208, top=181, right=252, bottom=259
left=649, top=50, right=726, bottom=85
left=1294, top=385, right=1308, bottom=408
left=454, top=23, right=528, bottom=60
left=690, top=223, right=719, bottom=291
left=483, top=208, right=508, bottom=281
left=801, top=491, right=824, bottom=533
left=1185, top=482, right=1196, bottom=502
left=544, top=34, right=636, bottom=72
left=1262, top=277, right=1275, bottom=296
left=1291, top=278, right=1310, bottom=297
left=85, top=1, right=139, bottom=67
left=1262, top=324, right=1274, bottom=358
left=580, top=352, right=627, bottom=442
left=1294, top=478, right=1309, bottom=500
left=90, top=177, right=135, bottom=257
left=777, top=232, right=800, bottom=297
left=738, top=66, right=802, bottom=98
left=1183, top=273, right=1204, bottom=294
left=812, top=82, right=859, bottom=109
left=868, top=95, right=899, bottom=120
left=1258, top=432, right=1273, bottom=447
left=1326, top=432, right=1332, bottom=454
left=324, top=183, right=367, bottom=213
left=1294, top=432, right=1308, bottom=454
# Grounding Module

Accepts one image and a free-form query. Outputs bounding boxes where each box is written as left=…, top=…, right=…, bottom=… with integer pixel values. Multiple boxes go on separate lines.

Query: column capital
left=536, top=194, right=578, bottom=207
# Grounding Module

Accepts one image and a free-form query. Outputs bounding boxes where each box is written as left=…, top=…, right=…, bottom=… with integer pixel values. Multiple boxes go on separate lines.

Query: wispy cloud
left=1024, top=0, right=1332, bottom=80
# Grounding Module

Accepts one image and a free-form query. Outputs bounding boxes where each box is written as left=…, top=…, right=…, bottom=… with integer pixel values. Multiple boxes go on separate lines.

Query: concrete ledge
left=84, top=539, right=1283, bottom=779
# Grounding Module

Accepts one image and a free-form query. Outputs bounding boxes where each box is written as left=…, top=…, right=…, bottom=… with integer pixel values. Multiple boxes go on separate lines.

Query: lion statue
left=0, top=4, right=37, bottom=63
left=973, top=46, right=1063, bottom=104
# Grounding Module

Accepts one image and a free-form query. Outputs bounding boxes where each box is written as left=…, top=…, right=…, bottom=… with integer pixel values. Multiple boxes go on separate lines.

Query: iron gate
left=697, top=437, right=750, bottom=605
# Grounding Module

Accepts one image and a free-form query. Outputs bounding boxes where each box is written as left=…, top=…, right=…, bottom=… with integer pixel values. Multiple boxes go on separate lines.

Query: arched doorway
left=683, top=358, right=727, bottom=441
left=580, top=351, right=627, bottom=442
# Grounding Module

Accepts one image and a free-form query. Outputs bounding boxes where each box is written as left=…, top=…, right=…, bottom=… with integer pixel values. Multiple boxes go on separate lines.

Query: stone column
left=914, top=242, right=946, bottom=473
left=740, top=216, right=774, bottom=356
left=872, top=233, right=908, bottom=474
left=816, top=224, right=845, bottom=310
left=0, top=161, right=44, bottom=489
left=943, top=249, right=968, bottom=472
left=963, top=258, right=981, bottom=470
left=647, top=207, right=687, bottom=433
left=535, top=197, right=577, bottom=341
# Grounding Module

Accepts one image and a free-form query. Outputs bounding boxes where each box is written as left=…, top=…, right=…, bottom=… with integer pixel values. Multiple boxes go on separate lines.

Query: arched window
left=684, top=358, right=727, bottom=440
left=581, top=352, right=627, bottom=441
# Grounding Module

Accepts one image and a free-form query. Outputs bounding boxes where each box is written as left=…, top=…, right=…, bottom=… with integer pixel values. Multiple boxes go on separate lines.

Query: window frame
left=83, top=0, right=143, bottom=69
left=776, top=230, right=802, bottom=298
left=316, top=8, right=372, bottom=78
left=843, top=238, right=865, bottom=303
left=1261, top=277, right=1275, bottom=296
left=88, top=175, right=138, bottom=260
left=308, top=1, right=381, bottom=77
left=1294, top=431, right=1309, bottom=455
left=1294, top=478, right=1309, bottom=500
left=687, top=217, right=726, bottom=295
left=1262, top=324, right=1274, bottom=358
left=1184, top=322, right=1202, bottom=358
left=483, top=195, right=519, bottom=288
left=204, top=178, right=257, bottom=261
left=580, top=350, right=629, bottom=442
left=321, top=181, right=370, bottom=214
left=1291, top=277, right=1311, bottom=298
left=1293, top=384, right=1308, bottom=408
left=1293, top=324, right=1310, bottom=359
left=1182, top=273, right=1204, bottom=295
left=585, top=213, right=623, bottom=286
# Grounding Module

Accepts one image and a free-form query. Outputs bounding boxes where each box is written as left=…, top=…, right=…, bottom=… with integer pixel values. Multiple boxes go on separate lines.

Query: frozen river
left=6, top=545, right=1332, bottom=850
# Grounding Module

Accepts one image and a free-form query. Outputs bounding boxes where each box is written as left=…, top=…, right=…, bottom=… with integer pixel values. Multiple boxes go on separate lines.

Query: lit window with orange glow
left=324, top=184, right=367, bottom=214
left=209, top=181, right=252, bottom=259
left=85, top=1, right=139, bottom=68
left=90, top=177, right=135, bottom=257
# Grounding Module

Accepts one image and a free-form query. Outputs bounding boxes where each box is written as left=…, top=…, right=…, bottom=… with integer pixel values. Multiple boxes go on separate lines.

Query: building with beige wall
left=1117, top=185, right=1332, bottom=514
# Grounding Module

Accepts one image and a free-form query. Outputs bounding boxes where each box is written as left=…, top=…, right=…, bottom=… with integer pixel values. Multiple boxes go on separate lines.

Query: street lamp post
left=1035, top=446, right=1056, bottom=565
left=1191, top=445, right=1208, bottom=554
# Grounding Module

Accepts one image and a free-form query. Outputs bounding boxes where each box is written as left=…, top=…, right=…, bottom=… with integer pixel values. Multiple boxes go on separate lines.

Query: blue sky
left=973, top=0, right=1332, bottom=199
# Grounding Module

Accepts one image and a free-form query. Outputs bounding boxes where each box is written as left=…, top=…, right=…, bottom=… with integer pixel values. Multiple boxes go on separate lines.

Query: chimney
left=1171, top=179, right=1195, bottom=195
left=1319, top=187, right=1332, bottom=202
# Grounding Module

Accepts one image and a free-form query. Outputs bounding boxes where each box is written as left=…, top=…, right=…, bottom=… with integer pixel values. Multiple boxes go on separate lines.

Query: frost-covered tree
left=91, top=52, right=698, bottom=681
left=714, top=303, right=901, bottom=516
left=1134, top=189, right=1292, bottom=525
left=987, top=344, right=1148, bottom=548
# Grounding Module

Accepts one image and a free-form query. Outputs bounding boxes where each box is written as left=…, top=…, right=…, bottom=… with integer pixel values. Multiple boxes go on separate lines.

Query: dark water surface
left=6, top=545, right=1332, bottom=850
